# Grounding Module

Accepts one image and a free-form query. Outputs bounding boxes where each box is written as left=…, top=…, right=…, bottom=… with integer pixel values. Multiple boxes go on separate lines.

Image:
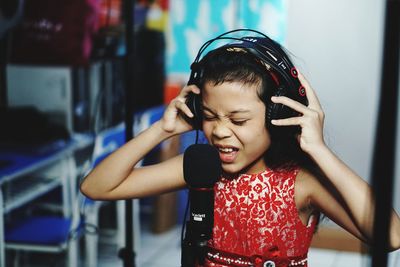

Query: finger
left=271, top=96, right=309, bottom=114
left=181, top=84, right=200, bottom=97
left=175, top=85, right=201, bottom=104
left=298, top=72, right=321, bottom=108
left=175, top=99, right=194, bottom=118
left=271, top=116, right=302, bottom=126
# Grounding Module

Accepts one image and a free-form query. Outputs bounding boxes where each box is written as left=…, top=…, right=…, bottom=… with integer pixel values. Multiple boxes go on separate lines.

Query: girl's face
left=202, top=81, right=271, bottom=174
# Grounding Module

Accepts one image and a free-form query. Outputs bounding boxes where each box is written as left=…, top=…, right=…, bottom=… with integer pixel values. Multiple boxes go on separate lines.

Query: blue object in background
left=166, top=0, right=288, bottom=76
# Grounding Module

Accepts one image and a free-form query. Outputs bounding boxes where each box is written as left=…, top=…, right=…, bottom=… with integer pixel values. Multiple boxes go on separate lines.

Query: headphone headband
left=194, top=29, right=269, bottom=61
left=186, top=29, right=308, bottom=134
left=189, top=29, right=306, bottom=101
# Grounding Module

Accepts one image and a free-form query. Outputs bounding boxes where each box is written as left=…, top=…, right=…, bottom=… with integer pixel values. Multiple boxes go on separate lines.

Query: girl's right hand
left=161, top=84, right=200, bottom=135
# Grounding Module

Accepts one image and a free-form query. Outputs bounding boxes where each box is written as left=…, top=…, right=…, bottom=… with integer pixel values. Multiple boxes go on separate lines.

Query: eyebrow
left=202, top=105, right=251, bottom=115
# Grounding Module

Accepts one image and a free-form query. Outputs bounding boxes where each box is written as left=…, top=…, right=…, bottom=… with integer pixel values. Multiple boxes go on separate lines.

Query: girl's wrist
left=153, top=120, right=180, bottom=140
left=306, top=142, right=331, bottom=161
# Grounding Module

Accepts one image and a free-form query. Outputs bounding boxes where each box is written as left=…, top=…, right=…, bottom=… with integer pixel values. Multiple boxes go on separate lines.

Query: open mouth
left=216, top=145, right=239, bottom=163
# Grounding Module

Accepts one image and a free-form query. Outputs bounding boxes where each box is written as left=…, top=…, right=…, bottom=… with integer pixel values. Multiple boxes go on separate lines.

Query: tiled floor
left=97, top=224, right=183, bottom=267
left=95, top=224, right=400, bottom=267
left=309, top=248, right=400, bottom=267
left=6, top=221, right=400, bottom=266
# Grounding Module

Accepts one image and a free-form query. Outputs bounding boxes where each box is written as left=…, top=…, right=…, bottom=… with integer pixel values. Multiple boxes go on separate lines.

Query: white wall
left=286, top=0, right=399, bottom=213
left=285, top=0, right=398, bottom=209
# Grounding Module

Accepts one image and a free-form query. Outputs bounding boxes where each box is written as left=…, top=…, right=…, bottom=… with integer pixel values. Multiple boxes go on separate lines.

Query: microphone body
left=181, top=144, right=221, bottom=267
left=182, top=188, right=214, bottom=266
left=189, top=188, right=214, bottom=240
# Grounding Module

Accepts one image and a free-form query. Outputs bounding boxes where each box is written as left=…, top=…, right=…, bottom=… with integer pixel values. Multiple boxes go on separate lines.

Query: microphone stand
left=181, top=221, right=197, bottom=267
left=120, top=0, right=136, bottom=266
left=370, top=0, right=399, bottom=266
left=181, top=219, right=210, bottom=267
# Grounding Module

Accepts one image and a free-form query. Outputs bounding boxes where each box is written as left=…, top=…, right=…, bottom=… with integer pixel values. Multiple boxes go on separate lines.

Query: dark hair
left=199, top=46, right=318, bottom=173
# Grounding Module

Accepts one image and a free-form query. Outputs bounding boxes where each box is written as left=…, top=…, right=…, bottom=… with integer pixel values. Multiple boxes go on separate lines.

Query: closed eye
left=231, top=120, right=248, bottom=126
left=203, top=115, right=217, bottom=121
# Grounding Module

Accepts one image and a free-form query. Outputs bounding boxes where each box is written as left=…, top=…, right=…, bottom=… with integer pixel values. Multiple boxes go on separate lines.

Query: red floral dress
left=205, top=166, right=318, bottom=267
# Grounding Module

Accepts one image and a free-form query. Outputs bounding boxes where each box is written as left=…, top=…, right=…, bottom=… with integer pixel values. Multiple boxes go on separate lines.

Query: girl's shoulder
left=294, top=167, right=319, bottom=204
left=296, top=167, right=317, bottom=181
left=295, top=167, right=319, bottom=194
left=268, top=163, right=302, bottom=178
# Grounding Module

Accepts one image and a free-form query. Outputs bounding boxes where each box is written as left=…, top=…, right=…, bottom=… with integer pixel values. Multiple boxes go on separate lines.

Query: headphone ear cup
left=267, top=86, right=287, bottom=122
left=186, top=92, right=203, bottom=130
left=267, top=86, right=301, bottom=136
left=186, top=62, right=204, bottom=130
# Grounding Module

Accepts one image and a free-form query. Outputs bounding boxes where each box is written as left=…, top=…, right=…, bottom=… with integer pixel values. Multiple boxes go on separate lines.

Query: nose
left=211, top=121, right=232, bottom=139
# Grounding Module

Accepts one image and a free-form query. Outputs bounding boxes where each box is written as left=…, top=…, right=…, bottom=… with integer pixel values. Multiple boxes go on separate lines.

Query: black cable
left=194, top=29, right=269, bottom=62
left=180, top=190, right=190, bottom=244
left=195, top=129, right=199, bottom=144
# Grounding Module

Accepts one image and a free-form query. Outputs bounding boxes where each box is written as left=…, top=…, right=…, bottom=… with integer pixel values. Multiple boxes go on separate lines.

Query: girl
left=80, top=31, right=400, bottom=267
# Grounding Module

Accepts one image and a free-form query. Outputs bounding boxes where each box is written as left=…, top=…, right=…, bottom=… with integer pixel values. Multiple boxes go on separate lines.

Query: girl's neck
left=222, top=167, right=270, bottom=179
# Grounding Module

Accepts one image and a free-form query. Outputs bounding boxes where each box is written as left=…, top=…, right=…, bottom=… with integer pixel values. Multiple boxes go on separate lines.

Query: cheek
left=243, top=126, right=271, bottom=150
left=236, top=124, right=270, bottom=142
left=260, top=129, right=272, bottom=148
left=202, top=121, right=213, bottom=139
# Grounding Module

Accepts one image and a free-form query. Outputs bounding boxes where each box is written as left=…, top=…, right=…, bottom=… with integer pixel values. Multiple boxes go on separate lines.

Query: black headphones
left=185, top=29, right=307, bottom=134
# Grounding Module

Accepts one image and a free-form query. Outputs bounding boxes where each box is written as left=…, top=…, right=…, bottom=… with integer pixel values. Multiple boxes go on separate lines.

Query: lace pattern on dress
left=206, top=167, right=318, bottom=267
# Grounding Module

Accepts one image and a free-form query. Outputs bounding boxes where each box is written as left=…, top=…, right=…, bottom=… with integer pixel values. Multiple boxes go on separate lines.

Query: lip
left=214, top=144, right=239, bottom=163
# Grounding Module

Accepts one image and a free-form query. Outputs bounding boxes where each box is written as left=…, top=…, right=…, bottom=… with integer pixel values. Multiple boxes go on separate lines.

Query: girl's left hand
left=270, top=72, right=326, bottom=155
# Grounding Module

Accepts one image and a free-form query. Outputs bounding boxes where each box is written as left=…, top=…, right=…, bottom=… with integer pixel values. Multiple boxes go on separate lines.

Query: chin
left=221, top=162, right=244, bottom=175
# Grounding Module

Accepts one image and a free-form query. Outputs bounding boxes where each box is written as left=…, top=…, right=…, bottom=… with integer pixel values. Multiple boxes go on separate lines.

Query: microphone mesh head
left=183, top=144, right=222, bottom=188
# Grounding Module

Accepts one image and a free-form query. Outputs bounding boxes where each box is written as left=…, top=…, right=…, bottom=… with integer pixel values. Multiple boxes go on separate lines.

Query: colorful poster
left=166, top=0, right=288, bottom=75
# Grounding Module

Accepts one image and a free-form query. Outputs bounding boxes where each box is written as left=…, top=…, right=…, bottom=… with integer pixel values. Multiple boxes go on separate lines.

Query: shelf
left=3, top=175, right=61, bottom=213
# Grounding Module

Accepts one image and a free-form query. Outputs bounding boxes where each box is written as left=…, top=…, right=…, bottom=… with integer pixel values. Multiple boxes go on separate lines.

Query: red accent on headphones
left=269, top=71, right=280, bottom=86
left=290, top=67, right=298, bottom=78
left=298, top=86, right=306, bottom=96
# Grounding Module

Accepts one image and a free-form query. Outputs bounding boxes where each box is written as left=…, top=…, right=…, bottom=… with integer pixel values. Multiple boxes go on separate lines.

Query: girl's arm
left=80, top=85, right=200, bottom=200
left=271, top=73, right=400, bottom=251
left=307, top=143, right=400, bottom=251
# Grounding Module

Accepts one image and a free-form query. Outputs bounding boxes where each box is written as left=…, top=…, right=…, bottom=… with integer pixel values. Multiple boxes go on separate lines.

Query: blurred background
left=0, top=0, right=399, bottom=266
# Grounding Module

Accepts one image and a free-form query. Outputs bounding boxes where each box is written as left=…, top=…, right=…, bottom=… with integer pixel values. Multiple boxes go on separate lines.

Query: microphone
left=181, top=144, right=222, bottom=267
